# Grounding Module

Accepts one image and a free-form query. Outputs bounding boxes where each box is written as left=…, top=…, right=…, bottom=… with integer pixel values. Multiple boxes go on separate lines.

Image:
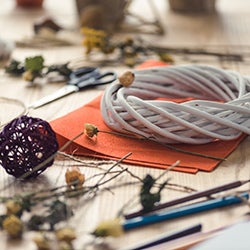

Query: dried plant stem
left=147, top=45, right=243, bottom=61
left=98, top=128, right=225, bottom=161
left=58, top=151, right=116, bottom=169
left=94, top=152, right=132, bottom=187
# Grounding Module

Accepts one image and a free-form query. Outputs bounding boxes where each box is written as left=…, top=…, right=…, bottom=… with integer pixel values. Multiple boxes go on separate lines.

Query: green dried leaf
left=25, top=55, right=44, bottom=72
left=27, top=215, right=46, bottom=231
left=5, top=59, right=25, bottom=75
left=46, top=200, right=73, bottom=230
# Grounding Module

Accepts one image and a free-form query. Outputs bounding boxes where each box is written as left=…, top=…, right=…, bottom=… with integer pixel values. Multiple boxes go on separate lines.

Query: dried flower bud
left=22, top=70, right=34, bottom=81
left=3, top=215, right=23, bottom=238
left=93, top=218, right=123, bottom=237
left=5, top=199, right=22, bottom=216
left=118, top=71, right=134, bottom=87
left=55, top=227, right=76, bottom=243
left=33, top=233, right=51, bottom=250
left=58, top=241, right=73, bottom=250
left=65, top=167, right=85, bottom=189
left=84, top=123, right=99, bottom=138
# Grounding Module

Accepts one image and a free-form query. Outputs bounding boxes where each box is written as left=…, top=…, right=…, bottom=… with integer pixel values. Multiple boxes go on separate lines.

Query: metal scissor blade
left=28, top=85, right=79, bottom=109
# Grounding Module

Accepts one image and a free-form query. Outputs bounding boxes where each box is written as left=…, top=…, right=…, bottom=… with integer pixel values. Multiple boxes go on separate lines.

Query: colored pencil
left=123, top=192, right=249, bottom=230
left=121, top=223, right=202, bottom=250
left=125, top=179, right=250, bottom=219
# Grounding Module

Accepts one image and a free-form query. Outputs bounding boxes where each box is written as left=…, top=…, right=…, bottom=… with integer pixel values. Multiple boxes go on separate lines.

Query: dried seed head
left=5, top=200, right=22, bottom=216
left=58, top=241, right=73, bottom=250
left=22, top=70, right=33, bottom=81
left=33, top=233, right=51, bottom=250
left=118, top=71, right=135, bottom=87
left=65, top=167, right=85, bottom=189
left=55, top=227, right=77, bottom=243
left=3, top=215, right=23, bottom=238
left=92, top=218, right=123, bottom=237
left=84, top=123, right=99, bottom=138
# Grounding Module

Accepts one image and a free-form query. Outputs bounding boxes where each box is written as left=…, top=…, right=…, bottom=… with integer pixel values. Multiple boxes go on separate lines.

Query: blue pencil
left=123, top=192, right=249, bottom=230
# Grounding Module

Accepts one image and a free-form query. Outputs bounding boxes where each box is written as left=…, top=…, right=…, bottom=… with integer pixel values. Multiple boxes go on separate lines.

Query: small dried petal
left=93, top=218, right=123, bottom=237
left=5, top=199, right=22, bottom=216
left=118, top=71, right=135, bottom=87
left=55, top=227, right=76, bottom=243
left=33, top=233, right=51, bottom=250
left=84, top=123, right=99, bottom=138
left=22, top=70, right=33, bottom=81
left=58, top=241, right=73, bottom=250
left=3, top=215, right=23, bottom=238
left=65, top=167, right=85, bottom=189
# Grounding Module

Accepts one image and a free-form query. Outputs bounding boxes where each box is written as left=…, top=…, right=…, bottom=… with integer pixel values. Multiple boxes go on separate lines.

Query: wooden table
left=0, top=1, right=250, bottom=249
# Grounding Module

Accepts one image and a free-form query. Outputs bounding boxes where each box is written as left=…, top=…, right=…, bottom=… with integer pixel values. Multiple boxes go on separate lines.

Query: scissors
left=29, top=67, right=116, bottom=109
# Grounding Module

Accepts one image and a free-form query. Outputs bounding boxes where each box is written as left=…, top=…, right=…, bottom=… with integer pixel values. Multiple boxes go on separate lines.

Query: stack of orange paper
left=50, top=94, right=245, bottom=174
left=50, top=61, right=246, bottom=174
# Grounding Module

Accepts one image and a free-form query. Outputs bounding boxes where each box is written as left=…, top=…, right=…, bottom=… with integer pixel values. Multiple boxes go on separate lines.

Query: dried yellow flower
left=3, top=215, right=23, bottom=238
left=5, top=199, right=22, bottom=216
left=118, top=71, right=135, bottom=87
left=93, top=218, right=123, bottom=237
left=33, top=233, right=51, bottom=250
left=55, top=227, right=76, bottom=243
left=84, top=123, right=99, bottom=138
left=65, top=167, right=85, bottom=189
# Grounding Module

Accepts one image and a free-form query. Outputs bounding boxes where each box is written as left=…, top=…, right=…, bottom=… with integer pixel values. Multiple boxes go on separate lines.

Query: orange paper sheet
left=50, top=95, right=245, bottom=174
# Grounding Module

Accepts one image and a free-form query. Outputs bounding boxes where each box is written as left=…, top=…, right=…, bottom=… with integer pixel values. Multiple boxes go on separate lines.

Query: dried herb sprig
left=81, top=28, right=244, bottom=67
left=92, top=162, right=178, bottom=238
left=0, top=152, right=136, bottom=239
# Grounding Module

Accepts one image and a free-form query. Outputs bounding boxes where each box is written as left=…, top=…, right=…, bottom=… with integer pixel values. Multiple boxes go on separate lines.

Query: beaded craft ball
left=0, top=115, right=59, bottom=179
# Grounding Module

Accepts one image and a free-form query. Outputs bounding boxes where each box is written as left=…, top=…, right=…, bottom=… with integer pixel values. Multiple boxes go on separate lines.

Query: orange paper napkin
left=50, top=94, right=245, bottom=174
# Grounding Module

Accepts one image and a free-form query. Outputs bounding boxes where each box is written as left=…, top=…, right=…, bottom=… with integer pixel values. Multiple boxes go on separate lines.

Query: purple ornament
left=0, top=115, right=59, bottom=179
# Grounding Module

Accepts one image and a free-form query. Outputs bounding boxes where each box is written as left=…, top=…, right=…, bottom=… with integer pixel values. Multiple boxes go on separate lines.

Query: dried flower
left=58, top=241, right=74, bottom=250
left=92, top=218, right=123, bottom=237
left=84, top=123, right=99, bottom=138
left=5, top=199, right=23, bottom=216
left=2, top=215, right=23, bottom=238
left=22, top=69, right=34, bottom=81
left=65, top=167, right=85, bottom=189
left=33, top=233, right=51, bottom=250
left=118, top=71, right=135, bottom=87
left=55, top=227, right=76, bottom=243
left=81, top=27, right=114, bottom=55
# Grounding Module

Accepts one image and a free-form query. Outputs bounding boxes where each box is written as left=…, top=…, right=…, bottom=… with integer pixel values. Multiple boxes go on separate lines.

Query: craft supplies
left=5, top=56, right=69, bottom=84
left=50, top=94, right=246, bottom=173
left=123, top=192, right=249, bottom=230
left=29, top=67, right=116, bottom=109
left=190, top=220, right=250, bottom=250
left=101, top=64, right=250, bottom=144
left=93, top=192, right=249, bottom=236
left=125, top=179, right=250, bottom=219
left=0, top=115, right=58, bottom=179
left=121, top=223, right=202, bottom=250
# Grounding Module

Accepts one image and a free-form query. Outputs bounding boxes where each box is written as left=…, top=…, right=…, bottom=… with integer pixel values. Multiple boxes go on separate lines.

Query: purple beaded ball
left=0, top=115, right=59, bottom=179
